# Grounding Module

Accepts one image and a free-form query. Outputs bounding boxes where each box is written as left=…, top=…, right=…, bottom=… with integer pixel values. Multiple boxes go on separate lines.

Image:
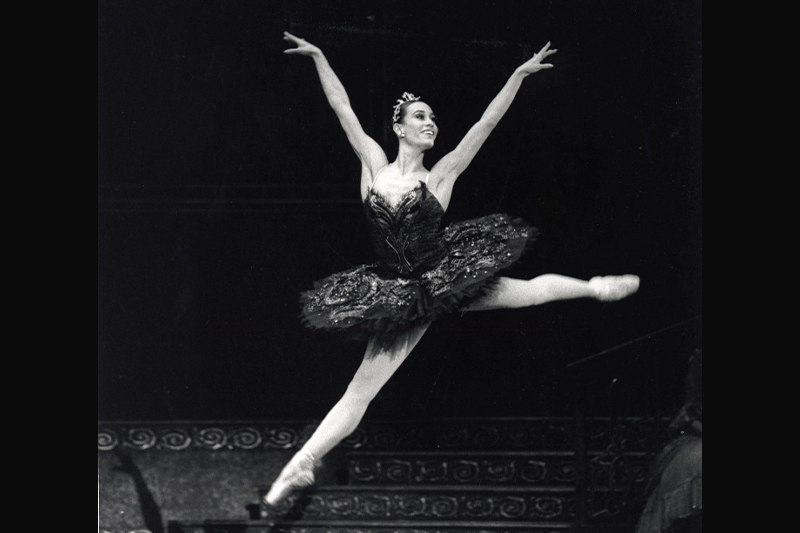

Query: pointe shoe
left=589, top=275, right=640, bottom=301
left=264, top=451, right=317, bottom=507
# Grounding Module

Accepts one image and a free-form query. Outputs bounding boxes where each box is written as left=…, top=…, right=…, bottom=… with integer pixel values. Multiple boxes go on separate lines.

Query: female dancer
left=266, top=31, right=640, bottom=506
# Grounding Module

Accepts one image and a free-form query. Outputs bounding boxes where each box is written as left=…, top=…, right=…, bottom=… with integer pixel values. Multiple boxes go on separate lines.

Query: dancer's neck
left=392, top=148, right=426, bottom=175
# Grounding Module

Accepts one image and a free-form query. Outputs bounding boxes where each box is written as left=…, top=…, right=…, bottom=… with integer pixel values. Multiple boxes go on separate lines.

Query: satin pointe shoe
left=589, top=275, right=640, bottom=302
left=264, top=450, right=317, bottom=507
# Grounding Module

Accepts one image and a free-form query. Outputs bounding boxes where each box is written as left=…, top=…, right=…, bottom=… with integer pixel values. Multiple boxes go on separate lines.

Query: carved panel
left=98, top=423, right=303, bottom=452
left=260, top=489, right=574, bottom=522
left=99, top=419, right=575, bottom=452
left=581, top=417, right=670, bottom=522
left=347, top=455, right=569, bottom=486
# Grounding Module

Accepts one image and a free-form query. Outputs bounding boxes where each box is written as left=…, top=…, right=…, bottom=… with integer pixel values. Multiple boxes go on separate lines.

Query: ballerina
left=265, top=31, right=640, bottom=507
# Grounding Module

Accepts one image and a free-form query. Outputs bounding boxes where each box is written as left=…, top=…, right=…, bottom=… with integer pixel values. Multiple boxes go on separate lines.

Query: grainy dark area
left=98, top=0, right=702, bottom=422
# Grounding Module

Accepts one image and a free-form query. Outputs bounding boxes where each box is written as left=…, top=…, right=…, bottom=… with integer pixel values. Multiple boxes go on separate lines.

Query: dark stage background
left=98, top=0, right=701, bottom=422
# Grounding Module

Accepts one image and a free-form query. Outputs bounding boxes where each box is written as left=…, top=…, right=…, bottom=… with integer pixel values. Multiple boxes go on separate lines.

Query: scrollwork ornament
left=341, top=428, right=368, bottom=449
left=349, top=459, right=382, bottom=482
left=126, top=428, right=157, bottom=449
left=415, top=460, right=448, bottom=482
left=98, top=428, right=119, bottom=451
left=485, top=459, right=517, bottom=483
left=451, top=460, right=480, bottom=483
left=531, top=495, right=564, bottom=519
left=158, top=428, right=191, bottom=450
left=393, top=494, right=427, bottom=516
left=519, top=460, right=547, bottom=483
left=464, top=495, right=495, bottom=517
left=195, top=427, right=228, bottom=450
left=361, top=494, right=392, bottom=517
left=430, top=496, right=459, bottom=517
left=385, top=460, right=412, bottom=483
left=265, top=427, right=297, bottom=449
left=325, top=494, right=359, bottom=517
left=229, top=427, right=261, bottom=449
left=498, top=496, right=527, bottom=518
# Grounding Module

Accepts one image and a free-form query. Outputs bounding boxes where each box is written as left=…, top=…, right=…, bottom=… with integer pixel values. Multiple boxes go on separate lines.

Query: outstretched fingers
left=534, top=42, right=557, bottom=62
left=282, top=31, right=307, bottom=54
left=536, top=41, right=557, bottom=55
left=515, top=42, right=558, bottom=73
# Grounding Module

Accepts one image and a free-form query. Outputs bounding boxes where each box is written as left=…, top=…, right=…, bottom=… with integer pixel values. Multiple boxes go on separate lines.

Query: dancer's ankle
left=294, top=448, right=317, bottom=467
left=589, top=275, right=640, bottom=302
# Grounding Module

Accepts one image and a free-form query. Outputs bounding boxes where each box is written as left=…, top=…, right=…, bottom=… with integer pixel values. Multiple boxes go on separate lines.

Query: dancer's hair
left=392, top=92, right=421, bottom=124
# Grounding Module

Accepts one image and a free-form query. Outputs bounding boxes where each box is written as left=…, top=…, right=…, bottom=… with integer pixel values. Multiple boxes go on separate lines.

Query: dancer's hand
left=283, top=31, right=322, bottom=58
left=515, top=42, right=557, bottom=76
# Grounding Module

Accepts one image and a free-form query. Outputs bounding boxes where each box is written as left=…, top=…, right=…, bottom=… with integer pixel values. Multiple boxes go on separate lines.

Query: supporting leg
left=466, top=274, right=640, bottom=311
left=264, top=322, right=430, bottom=507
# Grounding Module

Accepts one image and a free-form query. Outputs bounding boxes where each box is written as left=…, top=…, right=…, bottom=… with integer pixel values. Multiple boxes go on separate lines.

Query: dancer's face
left=396, top=102, right=438, bottom=148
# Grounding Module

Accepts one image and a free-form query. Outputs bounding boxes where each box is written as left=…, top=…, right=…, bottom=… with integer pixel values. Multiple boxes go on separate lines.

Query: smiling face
left=394, top=102, right=438, bottom=148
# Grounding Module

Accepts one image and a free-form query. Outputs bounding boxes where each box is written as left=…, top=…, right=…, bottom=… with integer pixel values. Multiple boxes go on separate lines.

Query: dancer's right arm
left=283, top=32, right=388, bottom=189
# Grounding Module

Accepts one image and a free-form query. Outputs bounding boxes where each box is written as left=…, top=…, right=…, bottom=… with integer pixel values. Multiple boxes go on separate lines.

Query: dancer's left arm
left=430, top=42, right=556, bottom=199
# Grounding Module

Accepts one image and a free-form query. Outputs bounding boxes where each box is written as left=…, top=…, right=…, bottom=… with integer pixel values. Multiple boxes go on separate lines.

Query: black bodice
left=363, top=182, right=447, bottom=277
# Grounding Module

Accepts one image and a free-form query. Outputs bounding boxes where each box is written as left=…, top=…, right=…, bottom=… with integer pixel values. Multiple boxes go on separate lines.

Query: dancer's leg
left=264, top=322, right=430, bottom=506
left=467, top=274, right=640, bottom=311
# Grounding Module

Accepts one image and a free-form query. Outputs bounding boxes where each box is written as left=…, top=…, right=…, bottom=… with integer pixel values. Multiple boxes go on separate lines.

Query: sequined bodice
left=363, top=181, right=447, bottom=277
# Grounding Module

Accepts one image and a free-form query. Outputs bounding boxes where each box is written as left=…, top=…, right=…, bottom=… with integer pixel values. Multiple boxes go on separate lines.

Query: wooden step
left=167, top=518, right=573, bottom=532
left=258, top=485, right=576, bottom=523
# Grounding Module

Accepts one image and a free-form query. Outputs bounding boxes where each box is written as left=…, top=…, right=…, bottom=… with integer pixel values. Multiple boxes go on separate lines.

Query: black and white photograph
left=98, top=1, right=702, bottom=532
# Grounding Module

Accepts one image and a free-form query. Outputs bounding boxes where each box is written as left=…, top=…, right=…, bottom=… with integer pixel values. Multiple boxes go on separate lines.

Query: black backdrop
left=98, top=0, right=701, bottom=422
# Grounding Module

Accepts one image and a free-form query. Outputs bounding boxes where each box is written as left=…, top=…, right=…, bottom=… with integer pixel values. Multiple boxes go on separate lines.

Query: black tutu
left=300, top=181, right=537, bottom=348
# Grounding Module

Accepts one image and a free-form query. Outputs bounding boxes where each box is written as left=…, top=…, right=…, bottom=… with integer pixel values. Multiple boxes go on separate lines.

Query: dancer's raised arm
left=430, top=42, right=556, bottom=194
left=283, top=32, right=388, bottom=182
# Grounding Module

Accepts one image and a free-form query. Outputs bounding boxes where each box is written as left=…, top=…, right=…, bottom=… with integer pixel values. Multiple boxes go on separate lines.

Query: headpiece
left=392, top=92, right=421, bottom=124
